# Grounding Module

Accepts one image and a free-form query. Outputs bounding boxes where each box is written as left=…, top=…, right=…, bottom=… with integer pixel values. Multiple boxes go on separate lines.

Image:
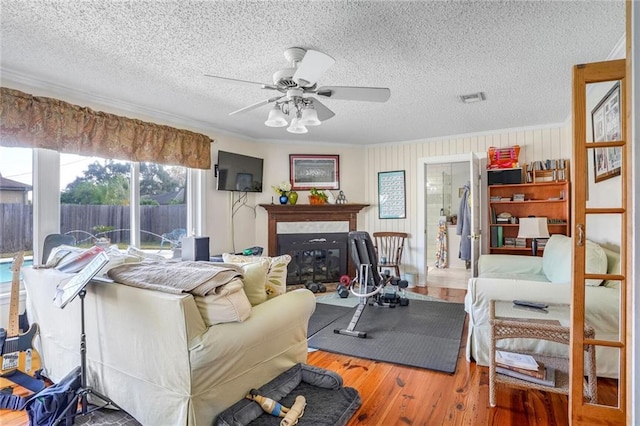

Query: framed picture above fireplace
left=289, top=154, right=340, bottom=190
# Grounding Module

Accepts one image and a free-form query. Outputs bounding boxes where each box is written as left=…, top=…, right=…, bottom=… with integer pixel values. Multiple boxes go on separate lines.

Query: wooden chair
left=372, top=232, right=408, bottom=278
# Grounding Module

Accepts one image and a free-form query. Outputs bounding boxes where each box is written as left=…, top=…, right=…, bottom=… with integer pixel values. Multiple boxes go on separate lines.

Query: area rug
left=307, top=299, right=466, bottom=374
left=75, top=407, right=140, bottom=425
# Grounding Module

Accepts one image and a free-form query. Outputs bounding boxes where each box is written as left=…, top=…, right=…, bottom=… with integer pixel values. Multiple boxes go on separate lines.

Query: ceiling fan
left=204, top=47, right=391, bottom=134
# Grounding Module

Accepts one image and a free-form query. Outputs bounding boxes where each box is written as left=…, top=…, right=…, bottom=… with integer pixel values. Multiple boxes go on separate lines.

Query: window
left=0, top=146, right=33, bottom=286
left=60, top=156, right=188, bottom=255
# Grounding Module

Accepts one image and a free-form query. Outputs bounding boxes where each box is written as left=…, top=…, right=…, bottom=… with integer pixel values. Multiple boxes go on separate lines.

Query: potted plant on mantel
left=308, top=188, right=328, bottom=205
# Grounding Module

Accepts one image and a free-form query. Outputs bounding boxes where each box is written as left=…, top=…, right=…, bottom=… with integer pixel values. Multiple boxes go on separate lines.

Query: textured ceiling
left=0, top=1, right=626, bottom=145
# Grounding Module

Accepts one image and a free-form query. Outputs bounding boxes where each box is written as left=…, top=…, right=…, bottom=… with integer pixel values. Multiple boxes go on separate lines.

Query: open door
left=468, top=152, right=485, bottom=277
left=571, top=58, right=628, bottom=424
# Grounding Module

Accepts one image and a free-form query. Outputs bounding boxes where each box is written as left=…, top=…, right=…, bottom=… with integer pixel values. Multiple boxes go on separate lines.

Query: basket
left=308, top=195, right=326, bottom=205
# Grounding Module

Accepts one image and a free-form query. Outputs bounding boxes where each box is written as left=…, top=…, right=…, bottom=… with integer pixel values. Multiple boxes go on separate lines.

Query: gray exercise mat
left=307, top=299, right=466, bottom=373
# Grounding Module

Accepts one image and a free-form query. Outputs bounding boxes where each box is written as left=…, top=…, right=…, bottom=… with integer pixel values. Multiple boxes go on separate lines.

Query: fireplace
left=278, top=233, right=348, bottom=285
left=259, top=203, right=369, bottom=284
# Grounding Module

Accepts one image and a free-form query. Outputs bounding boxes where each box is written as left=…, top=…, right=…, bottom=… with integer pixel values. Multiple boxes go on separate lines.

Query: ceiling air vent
left=459, top=92, right=486, bottom=103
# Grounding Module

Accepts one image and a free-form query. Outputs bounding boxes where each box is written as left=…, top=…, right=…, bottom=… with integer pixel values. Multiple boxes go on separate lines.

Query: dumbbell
left=305, top=280, right=319, bottom=293
left=337, top=285, right=350, bottom=298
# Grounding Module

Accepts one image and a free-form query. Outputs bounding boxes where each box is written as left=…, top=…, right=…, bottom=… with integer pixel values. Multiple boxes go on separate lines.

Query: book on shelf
left=496, top=226, right=503, bottom=247
left=495, top=350, right=538, bottom=370
left=496, top=365, right=556, bottom=387
left=55, top=245, right=106, bottom=273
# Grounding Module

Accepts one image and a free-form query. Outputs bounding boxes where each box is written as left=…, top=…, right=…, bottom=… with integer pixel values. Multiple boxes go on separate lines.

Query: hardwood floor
left=307, top=285, right=618, bottom=426
left=0, top=283, right=617, bottom=425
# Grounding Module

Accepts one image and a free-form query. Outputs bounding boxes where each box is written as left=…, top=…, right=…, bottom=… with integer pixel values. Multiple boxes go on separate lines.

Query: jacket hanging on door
left=456, top=182, right=471, bottom=261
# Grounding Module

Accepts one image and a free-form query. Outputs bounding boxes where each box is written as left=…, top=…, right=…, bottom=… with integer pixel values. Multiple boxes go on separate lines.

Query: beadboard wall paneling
left=364, top=124, right=570, bottom=283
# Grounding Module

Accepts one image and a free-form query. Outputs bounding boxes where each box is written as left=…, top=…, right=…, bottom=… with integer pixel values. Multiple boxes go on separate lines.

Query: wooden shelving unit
left=487, top=181, right=570, bottom=255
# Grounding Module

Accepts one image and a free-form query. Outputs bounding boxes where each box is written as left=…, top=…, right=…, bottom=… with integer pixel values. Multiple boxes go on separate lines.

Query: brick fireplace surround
left=259, top=204, right=369, bottom=282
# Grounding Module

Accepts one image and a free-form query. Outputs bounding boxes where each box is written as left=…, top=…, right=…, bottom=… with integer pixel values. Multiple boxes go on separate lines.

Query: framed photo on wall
left=378, top=170, right=406, bottom=219
left=289, top=154, right=340, bottom=190
left=591, top=82, right=622, bottom=183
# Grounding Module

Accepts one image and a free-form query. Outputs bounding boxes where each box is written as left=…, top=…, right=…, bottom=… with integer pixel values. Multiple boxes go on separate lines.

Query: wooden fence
left=1, top=204, right=186, bottom=253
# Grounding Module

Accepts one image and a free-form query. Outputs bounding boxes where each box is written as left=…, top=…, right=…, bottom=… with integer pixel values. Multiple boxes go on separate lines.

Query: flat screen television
left=216, top=150, right=264, bottom=192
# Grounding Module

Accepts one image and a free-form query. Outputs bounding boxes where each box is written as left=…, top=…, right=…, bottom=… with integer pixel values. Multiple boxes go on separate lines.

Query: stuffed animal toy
left=245, top=390, right=306, bottom=426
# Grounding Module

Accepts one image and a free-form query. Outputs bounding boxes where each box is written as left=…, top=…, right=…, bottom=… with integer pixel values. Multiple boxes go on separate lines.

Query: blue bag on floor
left=24, top=366, right=81, bottom=426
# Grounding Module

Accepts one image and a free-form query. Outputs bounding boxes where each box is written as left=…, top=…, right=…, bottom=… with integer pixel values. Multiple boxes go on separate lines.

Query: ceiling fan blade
left=204, top=74, right=278, bottom=90
left=315, top=86, right=391, bottom=102
left=292, top=50, right=336, bottom=87
left=307, top=97, right=335, bottom=122
left=229, top=96, right=284, bottom=116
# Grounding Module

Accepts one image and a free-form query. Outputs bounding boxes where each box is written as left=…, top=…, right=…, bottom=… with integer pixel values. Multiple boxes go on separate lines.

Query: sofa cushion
left=194, top=278, right=252, bottom=326
left=542, top=235, right=571, bottom=283
left=584, top=240, right=608, bottom=286
left=234, top=259, right=270, bottom=305
left=542, top=235, right=608, bottom=285
left=222, top=253, right=292, bottom=299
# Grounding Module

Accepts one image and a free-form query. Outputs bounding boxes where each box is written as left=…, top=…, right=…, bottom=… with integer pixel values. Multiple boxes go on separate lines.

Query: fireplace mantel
left=259, top=204, right=369, bottom=276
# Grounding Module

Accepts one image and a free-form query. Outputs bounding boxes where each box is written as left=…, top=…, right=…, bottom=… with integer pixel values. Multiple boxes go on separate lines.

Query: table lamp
left=517, top=217, right=550, bottom=255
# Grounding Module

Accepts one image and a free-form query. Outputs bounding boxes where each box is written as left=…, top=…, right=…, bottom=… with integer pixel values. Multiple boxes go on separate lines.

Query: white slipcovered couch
left=23, top=256, right=316, bottom=425
left=465, top=235, right=620, bottom=378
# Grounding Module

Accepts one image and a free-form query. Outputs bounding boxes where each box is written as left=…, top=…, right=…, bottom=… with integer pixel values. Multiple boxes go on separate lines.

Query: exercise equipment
left=336, top=285, right=350, bottom=298
left=305, top=281, right=327, bottom=293
left=334, top=231, right=409, bottom=338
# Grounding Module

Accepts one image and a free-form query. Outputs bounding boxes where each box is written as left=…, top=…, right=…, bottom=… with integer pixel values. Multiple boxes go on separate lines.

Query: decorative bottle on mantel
left=288, top=191, right=298, bottom=205
left=279, top=194, right=288, bottom=205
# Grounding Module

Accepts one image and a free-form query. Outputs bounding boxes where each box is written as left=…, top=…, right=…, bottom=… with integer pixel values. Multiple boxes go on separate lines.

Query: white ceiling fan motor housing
left=272, top=47, right=307, bottom=88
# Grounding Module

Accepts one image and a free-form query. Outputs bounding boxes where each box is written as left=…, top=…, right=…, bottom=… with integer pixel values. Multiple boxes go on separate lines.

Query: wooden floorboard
left=0, top=285, right=617, bottom=425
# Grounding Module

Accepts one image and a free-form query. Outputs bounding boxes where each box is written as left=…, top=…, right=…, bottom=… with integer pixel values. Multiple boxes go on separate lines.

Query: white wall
left=205, top=135, right=367, bottom=256
left=363, top=125, right=571, bottom=282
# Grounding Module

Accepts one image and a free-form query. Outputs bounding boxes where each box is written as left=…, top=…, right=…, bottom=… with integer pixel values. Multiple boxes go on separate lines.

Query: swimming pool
left=0, top=257, right=34, bottom=283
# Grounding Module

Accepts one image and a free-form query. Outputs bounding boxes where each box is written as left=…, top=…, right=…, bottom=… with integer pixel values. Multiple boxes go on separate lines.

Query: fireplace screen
left=277, top=233, right=348, bottom=285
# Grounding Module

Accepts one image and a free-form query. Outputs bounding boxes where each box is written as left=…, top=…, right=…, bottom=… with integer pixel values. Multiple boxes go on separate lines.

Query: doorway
left=417, top=153, right=487, bottom=288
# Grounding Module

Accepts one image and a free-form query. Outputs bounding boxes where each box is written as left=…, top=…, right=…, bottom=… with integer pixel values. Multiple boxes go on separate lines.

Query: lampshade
left=286, top=117, right=308, bottom=134
left=265, top=106, right=288, bottom=127
left=299, top=106, right=321, bottom=126
left=517, top=217, right=550, bottom=239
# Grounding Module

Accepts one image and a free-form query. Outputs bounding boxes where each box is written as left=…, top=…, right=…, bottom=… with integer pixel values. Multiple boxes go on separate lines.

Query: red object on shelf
left=488, top=145, right=520, bottom=169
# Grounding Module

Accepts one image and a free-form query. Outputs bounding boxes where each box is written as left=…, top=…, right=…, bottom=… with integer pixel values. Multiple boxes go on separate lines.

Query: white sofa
left=23, top=262, right=316, bottom=425
left=465, top=235, right=620, bottom=378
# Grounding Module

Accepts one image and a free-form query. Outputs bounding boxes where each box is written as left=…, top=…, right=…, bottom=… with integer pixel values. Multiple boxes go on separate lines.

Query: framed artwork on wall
left=289, top=154, right=340, bottom=190
left=591, top=81, right=622, bottom=183
left=378, top=170, right=406, bottom=219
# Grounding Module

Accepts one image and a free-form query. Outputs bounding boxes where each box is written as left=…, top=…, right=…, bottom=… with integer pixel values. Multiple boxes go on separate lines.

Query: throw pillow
left=584, top=240, right=607, bottom=286
left=224, top=259, right=270, bottom=306
left=222, top=253, right=292, bottom=299
left=542, top=234, right=608, bottom=285
left=542, top=235, right=571, bottom=283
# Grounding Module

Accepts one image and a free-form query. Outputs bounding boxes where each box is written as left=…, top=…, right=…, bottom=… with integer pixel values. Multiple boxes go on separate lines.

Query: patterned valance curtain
left=0, top=87, right=212, bottom=169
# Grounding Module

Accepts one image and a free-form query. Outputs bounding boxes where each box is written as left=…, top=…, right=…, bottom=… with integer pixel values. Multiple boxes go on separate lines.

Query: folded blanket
left=107, top=261, right=243, bottom=296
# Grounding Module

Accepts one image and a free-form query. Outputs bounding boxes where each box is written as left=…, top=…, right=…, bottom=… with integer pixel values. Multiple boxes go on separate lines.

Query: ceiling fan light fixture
left=287, top=117, right=308, bottom=134
left=300, top=106, right=321, bottom=126
left=265, top=106, right=288, bottom=127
